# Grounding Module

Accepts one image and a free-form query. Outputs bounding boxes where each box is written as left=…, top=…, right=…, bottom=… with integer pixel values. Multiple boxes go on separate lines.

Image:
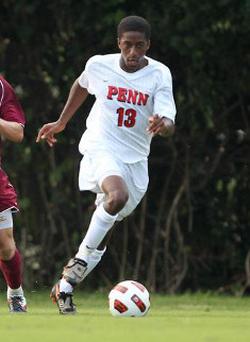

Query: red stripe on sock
left=0, top=249, right=22, bottom=289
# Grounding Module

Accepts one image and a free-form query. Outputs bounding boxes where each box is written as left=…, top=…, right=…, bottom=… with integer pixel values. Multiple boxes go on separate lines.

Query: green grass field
left=1, top=291, right=250, bottom=342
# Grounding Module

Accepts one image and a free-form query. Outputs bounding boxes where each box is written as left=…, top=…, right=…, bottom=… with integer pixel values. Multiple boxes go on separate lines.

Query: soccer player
left=0, top=75, right=27, bottom=312
left=36, top=15, right=176, bottom=314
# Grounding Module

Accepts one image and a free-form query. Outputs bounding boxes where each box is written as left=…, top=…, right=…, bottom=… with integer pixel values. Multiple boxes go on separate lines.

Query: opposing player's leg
left=0, top=209, right=27, bottom=312
left=51, top=175, right=129, bottom=314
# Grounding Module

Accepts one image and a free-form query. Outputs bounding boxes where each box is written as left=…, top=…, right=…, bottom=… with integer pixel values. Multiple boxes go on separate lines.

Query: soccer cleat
left=62, top=257, right=88, bottom=286
left=50, top=282, right=76, bottom=315
left=8, top=295, right=27, bottom=313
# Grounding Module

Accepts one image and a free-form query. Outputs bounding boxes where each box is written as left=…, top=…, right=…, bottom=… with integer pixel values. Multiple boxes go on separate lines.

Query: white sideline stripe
left=0, top=79, right=4, bottom=108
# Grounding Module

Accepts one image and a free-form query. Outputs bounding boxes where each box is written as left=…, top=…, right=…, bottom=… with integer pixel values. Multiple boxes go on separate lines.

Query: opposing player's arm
left=36, top=78, right=89, bottom=146
left=0, top=119, right=24, bottom=143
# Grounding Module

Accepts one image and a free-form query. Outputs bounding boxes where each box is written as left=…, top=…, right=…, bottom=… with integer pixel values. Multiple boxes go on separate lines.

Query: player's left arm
left=0, top=118, right=24, bottom=143
left=148, top=66, right=176, bottom=137
left=147, top=114, right=175, bottom=137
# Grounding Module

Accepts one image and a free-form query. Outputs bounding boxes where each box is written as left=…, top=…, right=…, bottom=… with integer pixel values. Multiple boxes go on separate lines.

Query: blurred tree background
left=0, top=0, right=249, bottom=293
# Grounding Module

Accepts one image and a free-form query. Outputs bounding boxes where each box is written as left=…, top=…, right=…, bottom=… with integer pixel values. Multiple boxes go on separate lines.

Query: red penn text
left=107, top=86, right=149, bottom=106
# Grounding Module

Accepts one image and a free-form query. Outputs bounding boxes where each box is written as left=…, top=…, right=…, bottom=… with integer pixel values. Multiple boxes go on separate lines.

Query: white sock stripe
left=93, top=247, right=107, bottom=256
left=7, top=286, right=24, bottom=298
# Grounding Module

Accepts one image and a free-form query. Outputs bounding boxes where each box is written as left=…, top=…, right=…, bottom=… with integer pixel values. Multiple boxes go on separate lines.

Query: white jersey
left=78, top=54, right=176, bottom=163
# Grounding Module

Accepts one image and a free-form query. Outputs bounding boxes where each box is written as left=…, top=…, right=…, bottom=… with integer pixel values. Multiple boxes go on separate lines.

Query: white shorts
left=0, top=208, right=13, bottom=230
left=78, top=151, right=149, bottom=221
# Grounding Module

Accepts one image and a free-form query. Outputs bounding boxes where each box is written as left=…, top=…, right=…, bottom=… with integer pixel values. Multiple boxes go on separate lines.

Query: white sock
left=75, top=245, right=95, bottom=263
left=59, top=278, right=74, bottom=293
left=80, top=247, right=106, bottom=280
left=59, top=248, right=106, bottom=294
left=7, top=286, right=24, bottom=298
left=75, top=204, right=117, bottom=261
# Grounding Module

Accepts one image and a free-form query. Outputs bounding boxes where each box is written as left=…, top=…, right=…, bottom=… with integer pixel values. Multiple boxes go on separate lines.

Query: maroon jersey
left=0, top=75, right=26, bottom=212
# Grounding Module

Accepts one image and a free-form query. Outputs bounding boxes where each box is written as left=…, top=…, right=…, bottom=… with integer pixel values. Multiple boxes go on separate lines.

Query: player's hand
left=36, top=120, right=66, bottom=147
left=147, top=115, right=175, bottom=137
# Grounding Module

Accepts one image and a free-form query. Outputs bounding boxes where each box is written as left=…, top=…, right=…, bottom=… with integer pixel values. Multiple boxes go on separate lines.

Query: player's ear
left=117, top=37, right=121, bottom=49
left=146, top=39, right=151, bottom=50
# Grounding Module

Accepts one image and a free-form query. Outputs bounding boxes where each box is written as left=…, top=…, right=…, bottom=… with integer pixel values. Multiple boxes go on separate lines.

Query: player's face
left=118, top=31, right=150, bottom=73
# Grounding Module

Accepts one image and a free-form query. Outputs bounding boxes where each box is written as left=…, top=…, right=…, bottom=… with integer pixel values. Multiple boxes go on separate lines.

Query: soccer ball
left=108, top=280, right=150, bottom=317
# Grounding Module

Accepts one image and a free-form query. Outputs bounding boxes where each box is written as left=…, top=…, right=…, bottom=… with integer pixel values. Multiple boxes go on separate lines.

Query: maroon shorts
left=0, top=168, right=18, bottom=213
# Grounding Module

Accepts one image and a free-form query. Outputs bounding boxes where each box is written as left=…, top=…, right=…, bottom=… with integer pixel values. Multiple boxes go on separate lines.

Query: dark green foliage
left=0, top=0, right=249, bottom=292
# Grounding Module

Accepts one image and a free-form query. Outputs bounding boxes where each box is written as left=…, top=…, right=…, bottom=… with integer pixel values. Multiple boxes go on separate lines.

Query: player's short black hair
left=117, top=16, right=151, bottom=40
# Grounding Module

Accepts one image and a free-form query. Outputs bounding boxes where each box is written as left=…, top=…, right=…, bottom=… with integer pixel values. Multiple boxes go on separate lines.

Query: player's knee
left=0, top=244, right=16, bottom=260
left=107, top=190, right=129, bottom=214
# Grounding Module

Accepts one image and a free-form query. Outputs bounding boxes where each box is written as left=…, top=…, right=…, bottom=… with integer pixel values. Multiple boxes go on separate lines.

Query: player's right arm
left=36, top=78, right=89, bottom=147
left=0, top=76, right=26, bottom=143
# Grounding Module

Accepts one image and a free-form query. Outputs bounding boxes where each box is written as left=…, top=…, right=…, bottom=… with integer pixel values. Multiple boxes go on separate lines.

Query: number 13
left=116, top=107, right=137, bottom=127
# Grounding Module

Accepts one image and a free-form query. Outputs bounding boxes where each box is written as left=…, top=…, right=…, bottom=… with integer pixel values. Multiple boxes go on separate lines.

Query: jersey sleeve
left=78, top=70, right=89, bottom=89
left=78, top=56, right=100, bottom=95
left=153, top=67, right=176, bottom=122
left=0, top=77, right=26, bottom=125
